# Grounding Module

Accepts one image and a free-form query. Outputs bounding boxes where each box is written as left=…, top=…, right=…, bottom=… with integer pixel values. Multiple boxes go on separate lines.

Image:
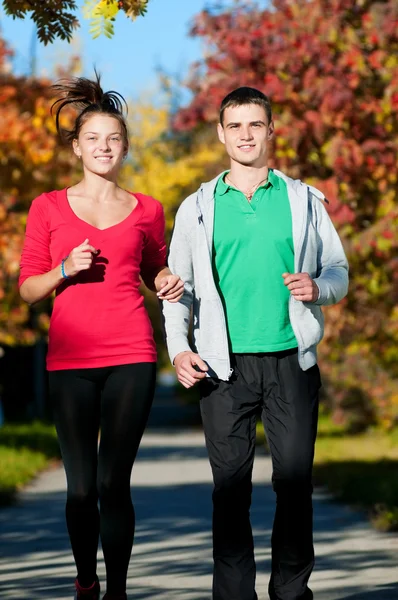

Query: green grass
left=0, top=422, right=60, bottom=506
left=256, top=415, right=398, bottom=532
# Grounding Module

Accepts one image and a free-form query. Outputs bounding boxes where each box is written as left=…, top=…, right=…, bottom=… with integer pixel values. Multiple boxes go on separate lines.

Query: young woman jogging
left=19, top=73, right=184, bottom=600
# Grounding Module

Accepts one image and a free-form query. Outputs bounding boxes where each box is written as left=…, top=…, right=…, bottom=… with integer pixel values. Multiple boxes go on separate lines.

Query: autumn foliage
left=175, top=0, right=398, bottom=428
left=0, top=40, right=78, bottom=344
left=1, top=0, right=397, bottom=429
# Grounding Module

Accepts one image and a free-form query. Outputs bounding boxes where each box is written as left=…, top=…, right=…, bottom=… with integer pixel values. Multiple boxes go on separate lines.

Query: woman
left=19, top=73, right=184, bottom=600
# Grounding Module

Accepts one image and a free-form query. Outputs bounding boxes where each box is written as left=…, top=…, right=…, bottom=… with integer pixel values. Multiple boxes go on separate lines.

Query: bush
left=0, top=421, right=60, bottom=506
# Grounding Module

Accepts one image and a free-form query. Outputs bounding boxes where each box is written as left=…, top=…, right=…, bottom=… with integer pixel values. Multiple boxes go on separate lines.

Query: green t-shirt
left=212, top=169, right=297, bottom=353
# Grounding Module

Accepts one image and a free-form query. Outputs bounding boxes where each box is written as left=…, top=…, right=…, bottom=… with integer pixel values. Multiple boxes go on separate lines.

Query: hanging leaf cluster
left=1, top=0, right=150, bottom=44
left=83, top=0, right=150, bottom=39
left=2, top=1, right=79, bottom=45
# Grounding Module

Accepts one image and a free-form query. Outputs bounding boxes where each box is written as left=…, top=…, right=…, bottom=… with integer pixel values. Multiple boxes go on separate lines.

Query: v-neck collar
left=58, top=188, right=144, bottom=241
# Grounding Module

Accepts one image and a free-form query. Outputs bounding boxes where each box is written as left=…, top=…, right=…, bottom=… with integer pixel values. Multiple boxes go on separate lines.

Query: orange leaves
left=0, top=38, right=77, bottom=345
left=173, top=0, right=398, bottom=427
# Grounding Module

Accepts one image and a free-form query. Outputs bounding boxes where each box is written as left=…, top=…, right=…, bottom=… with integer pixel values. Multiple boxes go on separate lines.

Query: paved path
left=0, top=430, right=397, bottom=600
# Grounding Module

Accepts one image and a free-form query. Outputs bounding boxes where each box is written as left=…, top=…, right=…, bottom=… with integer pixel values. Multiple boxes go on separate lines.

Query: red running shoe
left=74, top=576, right=100, bottom=599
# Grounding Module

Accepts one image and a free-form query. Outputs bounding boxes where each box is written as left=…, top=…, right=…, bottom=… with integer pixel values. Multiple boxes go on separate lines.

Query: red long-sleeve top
left=19, top=189, right=167, bottom=371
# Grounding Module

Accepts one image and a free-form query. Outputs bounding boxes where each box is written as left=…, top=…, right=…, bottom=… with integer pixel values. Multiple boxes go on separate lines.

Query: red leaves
left=173, top=0, right=398, bottom=427
left=0, top=40, right=77, bottom=344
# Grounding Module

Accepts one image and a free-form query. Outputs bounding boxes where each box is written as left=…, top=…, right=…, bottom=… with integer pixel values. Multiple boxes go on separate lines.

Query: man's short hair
left=220, top=87, right=272, bottom=126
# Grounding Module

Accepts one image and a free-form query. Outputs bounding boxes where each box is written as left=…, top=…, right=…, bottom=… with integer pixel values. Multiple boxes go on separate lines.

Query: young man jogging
left=163, top=87, right=348, bottom=600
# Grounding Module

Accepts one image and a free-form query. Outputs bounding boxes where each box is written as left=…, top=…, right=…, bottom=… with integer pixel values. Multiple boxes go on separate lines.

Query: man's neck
left=227, top=163, right=269, bottom=190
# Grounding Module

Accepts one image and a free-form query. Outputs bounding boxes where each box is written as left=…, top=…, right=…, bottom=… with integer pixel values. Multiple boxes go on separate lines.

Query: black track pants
left=200, top=349, right=321, bottom=600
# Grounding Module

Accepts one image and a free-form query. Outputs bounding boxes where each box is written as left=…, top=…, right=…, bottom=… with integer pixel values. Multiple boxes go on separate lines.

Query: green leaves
left=1, top=0, right=151, bottom=44
left=2, top=1, right=79, bottom=45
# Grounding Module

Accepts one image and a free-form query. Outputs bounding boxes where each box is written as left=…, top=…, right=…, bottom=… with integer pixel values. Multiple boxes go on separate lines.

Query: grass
left=256, top=415, right=398, bottom=532
left=0, top=421, right=60, bottom=506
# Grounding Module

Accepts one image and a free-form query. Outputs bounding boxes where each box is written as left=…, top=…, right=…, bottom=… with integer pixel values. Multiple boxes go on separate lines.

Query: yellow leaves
left=83, top=0, right=118, bottom=39
left=346, top=340, right=371, bottom=356
left=385, top=54, right=398, bottom=71
left=96, top=0, right=119, bottom=20
left=120, top=100, right=224, bottom=233
left=328, top=28, right=338, bottom=44
left=373, top=164, right=387, bottom=180
left=82, top=0, right=150, bottom=38
left=276, top=147, right=296, bottom=159
left=45, top=117, right=57, bottom=135
left=32, top=116, right=42, bottom=129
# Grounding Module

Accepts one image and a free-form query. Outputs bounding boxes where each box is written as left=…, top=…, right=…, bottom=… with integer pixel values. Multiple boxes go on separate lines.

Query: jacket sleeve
left=312, top=196, right=349, bottom=306
left=162, top=202, right=195, bottom=364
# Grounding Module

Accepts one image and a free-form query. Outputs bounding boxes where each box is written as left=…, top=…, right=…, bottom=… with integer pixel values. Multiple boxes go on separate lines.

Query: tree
left=174, top=0, right=398, bottom=428
left=0, top=38, right=78, bottom=345
left=1, top=0, right=150, bottom=44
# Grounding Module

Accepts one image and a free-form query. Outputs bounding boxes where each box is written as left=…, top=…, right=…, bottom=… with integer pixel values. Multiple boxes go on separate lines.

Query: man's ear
left=268, top=120, right=275, bottom=139
left=217, top=122, right=226, bottom=145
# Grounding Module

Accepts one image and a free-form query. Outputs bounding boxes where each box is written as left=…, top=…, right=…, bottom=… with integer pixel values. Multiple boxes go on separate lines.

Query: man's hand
left=174, top=351, right=208, bottom=389
left=282, top=272, right=319, bottom=303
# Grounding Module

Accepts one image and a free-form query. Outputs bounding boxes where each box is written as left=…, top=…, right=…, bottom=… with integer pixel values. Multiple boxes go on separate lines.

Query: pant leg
left=261, top=350, right=320, bottom=600
left=48, top=369, right=102, bottom=588
left=97, top=362, right=156, bottom=595
left=200, top=355, right=262, bottom=600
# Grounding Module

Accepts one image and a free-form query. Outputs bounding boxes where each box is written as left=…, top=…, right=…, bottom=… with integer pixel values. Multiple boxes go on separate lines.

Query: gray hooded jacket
left=163, top=169, right=349, bottom=380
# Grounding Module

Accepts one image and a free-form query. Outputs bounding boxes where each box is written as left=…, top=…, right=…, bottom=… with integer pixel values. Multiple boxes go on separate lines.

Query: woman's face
left=73, top=114, right=128, bottom=178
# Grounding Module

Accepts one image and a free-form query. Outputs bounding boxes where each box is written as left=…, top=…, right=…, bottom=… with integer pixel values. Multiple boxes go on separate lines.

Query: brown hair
left=51, top=70, right=128, bottom=147
left=220, top=87, right=272, bottom=126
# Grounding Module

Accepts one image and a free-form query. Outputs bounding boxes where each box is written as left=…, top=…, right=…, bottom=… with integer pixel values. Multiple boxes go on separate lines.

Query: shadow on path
left=341, top=584, right=398, bottom=600
left=0, top=432, right=397, bottom=599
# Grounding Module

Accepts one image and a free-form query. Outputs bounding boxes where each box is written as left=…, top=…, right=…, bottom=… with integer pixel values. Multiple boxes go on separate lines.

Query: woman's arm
left=20, top=231, right=97, bottom=305
left=20, top=266, right=66, bottom=305
left=152, top=266, right=184, bottom=302
left=140, top=202, right=184, bottom=302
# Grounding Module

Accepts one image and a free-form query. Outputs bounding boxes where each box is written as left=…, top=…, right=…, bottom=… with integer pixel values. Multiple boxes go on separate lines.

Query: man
left=163, top=87, right=348, bottom=600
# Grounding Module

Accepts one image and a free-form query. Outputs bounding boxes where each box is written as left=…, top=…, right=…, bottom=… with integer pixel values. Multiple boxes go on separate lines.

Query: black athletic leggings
left=48, top=362, right=156, bottom=595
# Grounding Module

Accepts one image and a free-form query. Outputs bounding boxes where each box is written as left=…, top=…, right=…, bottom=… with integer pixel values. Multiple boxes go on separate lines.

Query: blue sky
left=0, top=0, right=218, bottom=102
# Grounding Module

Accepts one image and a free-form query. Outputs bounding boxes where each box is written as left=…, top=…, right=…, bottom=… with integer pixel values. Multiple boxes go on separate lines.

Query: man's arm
left=163, top=204, right=209, bottom=388
left=162, top=204, right=196, bottom=362
left=311, top=196, right=349, bottom=306
left=283, top=194, right=349, bottom=305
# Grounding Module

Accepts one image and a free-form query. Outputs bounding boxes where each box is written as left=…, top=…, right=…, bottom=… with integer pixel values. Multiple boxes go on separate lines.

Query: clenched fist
left=63, top=238, right=98, bottom=278
left=282, top=272, right=319, bottom=303
left=174, top=351, right=208, bottom=388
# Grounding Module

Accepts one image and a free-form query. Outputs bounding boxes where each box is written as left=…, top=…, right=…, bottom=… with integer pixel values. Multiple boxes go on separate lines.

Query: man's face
left=217, top=103, right=274, bottom=168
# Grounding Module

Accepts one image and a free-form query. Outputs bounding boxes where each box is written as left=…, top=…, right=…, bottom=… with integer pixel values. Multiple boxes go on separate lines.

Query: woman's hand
left=156, top=273, right=184, bottom=303
left=63, top=238, right=97, bottom=278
